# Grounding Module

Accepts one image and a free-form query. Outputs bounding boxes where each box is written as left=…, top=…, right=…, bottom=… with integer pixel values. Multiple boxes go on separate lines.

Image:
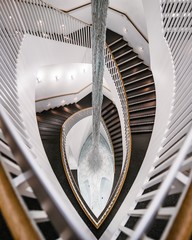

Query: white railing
left=114, top=0, right=192, bottom=239
left=0, top=107, right=89, bottom=240
left=0, top=0, right=130, bottom=238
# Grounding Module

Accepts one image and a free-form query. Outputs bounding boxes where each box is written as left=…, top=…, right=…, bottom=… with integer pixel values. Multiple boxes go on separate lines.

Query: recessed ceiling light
left=123, top=27, right=128, bottom=33
left=138, top=46, right=144, bottom=52
left=74, top=97, right=78, bottom=102
left=36, top=77, right=41, bottom=83
left=47, top=103, right=51, bottom=107
left=9, top=16, right=12, bottom=19
left=61, top=100, right=65, bottom=104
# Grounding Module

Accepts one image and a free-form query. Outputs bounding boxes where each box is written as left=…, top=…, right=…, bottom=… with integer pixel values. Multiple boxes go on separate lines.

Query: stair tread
left=116, top=52, right=138, bottom=65
left=122, top=64, right=148, bottom=78
left=106, top=29, right=122, bottom=46
left=123, top=70, right=152, bottom=83
left=113, top=45, right=132, bottom=59
left=110, top=39, right=128, bottom=52
left=119, top=58, right=143, bottom=72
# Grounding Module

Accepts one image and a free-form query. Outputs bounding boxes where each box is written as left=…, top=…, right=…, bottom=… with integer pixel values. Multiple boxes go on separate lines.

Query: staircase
left=35, top=29, right=156, bottom=235
left=1, top=0, right=191, bottom=239
left=106, top=29, right=156, bottom=134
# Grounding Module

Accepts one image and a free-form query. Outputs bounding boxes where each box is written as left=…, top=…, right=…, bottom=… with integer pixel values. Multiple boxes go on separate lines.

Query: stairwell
left=35, top=29, right=156, bottom=237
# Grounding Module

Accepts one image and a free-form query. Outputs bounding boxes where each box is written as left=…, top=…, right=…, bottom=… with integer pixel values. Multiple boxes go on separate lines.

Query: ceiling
left=43, top=0, right=148, bottom=40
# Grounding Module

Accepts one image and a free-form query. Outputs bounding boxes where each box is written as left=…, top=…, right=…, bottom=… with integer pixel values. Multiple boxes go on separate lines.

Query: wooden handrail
left=167, top=184, right=192, bottom=240
left=0, top=162, right=42, bottom=240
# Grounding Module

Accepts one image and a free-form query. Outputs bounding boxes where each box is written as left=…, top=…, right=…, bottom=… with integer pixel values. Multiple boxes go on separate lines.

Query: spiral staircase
left=0, top=0, right=192, bottom=239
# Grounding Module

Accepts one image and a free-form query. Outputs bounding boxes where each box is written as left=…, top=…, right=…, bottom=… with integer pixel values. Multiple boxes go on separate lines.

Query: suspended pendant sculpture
left=61, top=0, right=131, bottom=228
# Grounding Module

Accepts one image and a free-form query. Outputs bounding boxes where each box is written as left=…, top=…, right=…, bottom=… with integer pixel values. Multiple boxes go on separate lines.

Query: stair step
left=102, top=108, right=118, bottom=120
left=115, top=152, right=123, bottom=157
left=128, top=95, right=156, bottom=107
left=128, top=90, right=156, bottom=100
left=110, top=39, right=128, bottom=53
left=113, top=45, right=132, bottom=59
left=110, top=128, right=122, bottom=137
left=102, top=97, right=112, bottom=109
left=131, top=129, right=153, bottom=133
left=108, top=37, right=123, bottom=47
left=129, top=101, right=156, bottom=112
left=108, top=123, right=121, bottom=133
left=107, top=118, right=120, bottom=128
left=113, top=142, right=123, bottom=149
left=129, top=105, right=156, bottom=113
left=111, top=133, right=122, bottom=141
left=125, top=76, right=154, bottom=89
left=130, top=118, right=154, bottom=126
left=128, top=97, right=156, bottom=107
left=127, top=207, right=175, bottom=218
left=130, top=111, right=155, bottom=120
left=123, top=70, right=152, bottom=84
left=116, top=52, right=138, bottom=66
left=112, top=138, right=122, bottom=144
left=105, top=114, right=119, bottom=124
left=106, top=29, right=122, bottom=46
left=126, top=82, right=154, bottom=93
left=102, top=103, right=115, bottom=115
left=130, top=115, right=155, bottom=124
left=121, top=64, right=148, bottom=79
left=119, top=58, right=143, bottom=72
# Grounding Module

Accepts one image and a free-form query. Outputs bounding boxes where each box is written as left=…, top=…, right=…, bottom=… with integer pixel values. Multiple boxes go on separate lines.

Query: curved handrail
left=61, top=107, right=115, bottom=227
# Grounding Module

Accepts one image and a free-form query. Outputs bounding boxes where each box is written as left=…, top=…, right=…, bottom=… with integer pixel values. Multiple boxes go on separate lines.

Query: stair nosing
left=114, top=49, right=133, bottom=59
left=124, top=74, right=153, bottom=85
left=130, top=113, right=155, bottom=120
left=126, top=82, right=154, bottom=92
left=117, top=55, right=138, bottom=66
left=129, top=105, right=156, bottom=113
left=128, top=98, right=156, bottom=106
left=130, top=121, right=154, bottom=126
left=122, top=67, right=149, bottom=79
left=127, top=90, right=156, bottom=99
left=111, top=43, right=127, bottom=53
left=120, top=61, right=143, bottom=73
left=108, top=37, right=123, bottom=47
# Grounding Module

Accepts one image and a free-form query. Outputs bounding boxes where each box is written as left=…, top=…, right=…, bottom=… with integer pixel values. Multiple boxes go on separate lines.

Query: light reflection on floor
left=78, top=134, right=114, bottom=217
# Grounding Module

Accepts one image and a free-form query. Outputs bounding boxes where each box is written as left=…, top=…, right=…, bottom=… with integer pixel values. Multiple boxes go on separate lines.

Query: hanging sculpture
left=88, top=0, right=109, bottom=172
